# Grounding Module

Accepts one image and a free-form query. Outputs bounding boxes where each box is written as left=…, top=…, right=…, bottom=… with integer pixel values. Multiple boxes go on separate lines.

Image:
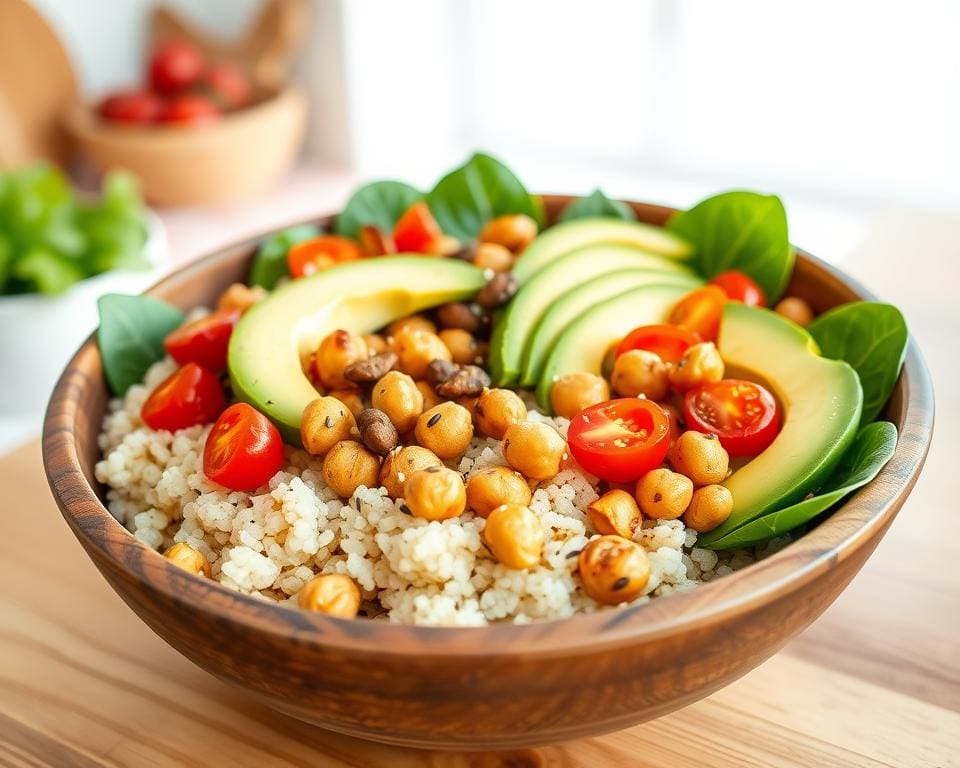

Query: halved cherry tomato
left=668, top=285, right=728, bottom=342
left=141, top=363, right=225, bottom=432
left=287, top=235, right=363, bottom=278
left=98, top=90, right=165, bottom=124
left=567, top=399, right=671, bottom=482
left=684, top=379, right=781, bottom=457
left=709, top=270, right=766, bottom=307
left=159, top=94, right=221, bottom=125
left=615, top=323, right=701, bottom=364
left=164, top=309, right=241, bottom=373
left=203, top=403, right=285, bottom=491
left=393, top=202, right=442, bottom=253
left=149, top=39, right=205, bottom=93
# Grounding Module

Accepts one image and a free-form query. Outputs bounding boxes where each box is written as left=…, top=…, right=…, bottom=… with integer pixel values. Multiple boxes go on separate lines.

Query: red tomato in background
left=567, top=399, right=671, bottom=482
left=149, top=39, right=205, bottom=93
left=203, top=403, right=284, bottom=491
left=204, top=62, right=252, bottom=109
left=141, top=363, right=225, bottom=432
left=164, top=309, right=240, bottom=373
left=287, top=236, right=363, bottom=278
left=710, top=270, right=766, bottom=307
left=98, top=90, right=165, bottom=124
left=668, top=285, right=728, bottom=342
left=393, top=202, right=442, bottom=253
left=159, top=93, right=221, bottom=125
left=684, top=379, right=781, bottom=457
left=615, top=324, right=701, bottom=364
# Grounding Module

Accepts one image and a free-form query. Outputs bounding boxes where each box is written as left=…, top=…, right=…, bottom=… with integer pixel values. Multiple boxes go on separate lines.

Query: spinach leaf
left=426, top=153, right=542, bottom=242
left=97, top=293, right=185, bottom=396
left=558, top=189, right=637, bottom=223
left=334, top=180, right=422, bottom=240
left=666, top=190, right=793, bottom=302
left=808, top=302, right=908, bottom=425
left=700, top=421, right=897, bottom=550
left=249, top=224, right=321, bottom=289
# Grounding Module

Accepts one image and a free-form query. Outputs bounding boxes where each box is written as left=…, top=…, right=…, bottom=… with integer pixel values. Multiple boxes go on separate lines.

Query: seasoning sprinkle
left=565, top=549, right=582, bottom=559
left=425, top=465, right=441, bottom=473
left=324, top=416, right=334, bottom=428
left=612, top=576, right=630, bottom=591
left=427, top=413, right=442, bottom=428
left=400, top=503, right=412, bottom=515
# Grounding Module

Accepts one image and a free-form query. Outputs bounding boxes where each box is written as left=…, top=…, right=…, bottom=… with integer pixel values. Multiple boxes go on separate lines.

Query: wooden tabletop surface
left=1, top=209, right=958, bottom=767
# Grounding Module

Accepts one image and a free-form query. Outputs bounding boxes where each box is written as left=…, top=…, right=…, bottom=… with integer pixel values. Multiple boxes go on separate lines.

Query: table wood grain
left=1, top=210, right=958, bottom=767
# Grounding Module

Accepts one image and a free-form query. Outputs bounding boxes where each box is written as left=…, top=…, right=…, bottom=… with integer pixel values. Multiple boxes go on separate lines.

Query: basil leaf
left=334, top=180, right=422, bottom=240
left=666, top=190, right=793, bottom=302
left=558, top=189, right=637, bottom=223
left=426, top=153, right=541, bottom=242
left=249, top=224, right=321, bottom=289
left=701, top=422, right=897, bottom=550
left=97, top=293, right=185, bottom=396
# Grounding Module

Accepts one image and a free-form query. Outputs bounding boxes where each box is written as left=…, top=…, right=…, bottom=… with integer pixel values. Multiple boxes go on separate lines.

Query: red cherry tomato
left=393, top=202, right=442, bottom=253
left=204, top=62, right=252, bottom=109
left=164, top=309, right=241, bottom=373
left=668, top=285, right=728, bottom=342
left=149, top=39, right=205, bottom=93
left=709, top=270, right=766, bottom=307
left=684, top=379, right=781, bottom=457
left=203, top=403, right=284, bottom=491
left=287, top=235, right=363, bottom=278
left=159, top=93, right=220, bottom=125
left=615, top=323, right=701, bottom=364
left=141, top=363, right=225, bottom=432
left=567, top=399, right=671, bottom=483
left=97, top=90, right=165, bottom=124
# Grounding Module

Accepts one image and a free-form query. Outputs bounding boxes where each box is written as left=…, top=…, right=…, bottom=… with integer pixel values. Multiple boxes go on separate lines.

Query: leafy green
left=558, top=189, right=637, bottom=223
left=97, top=294, right=185, bottom=396
left=701, top=422, right=897, bottom=550
left=334, top=180, right=422, bottom=239
left=666, top=190, right=793, bottom=302
left=808, top=302, right=908, bottom=425
left=248, top=224, right=321, bottom=289
left=13, top=248, right=85, bottom=294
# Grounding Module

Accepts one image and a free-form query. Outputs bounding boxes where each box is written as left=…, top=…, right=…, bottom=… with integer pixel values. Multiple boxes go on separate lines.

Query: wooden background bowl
left=42, top=197, right=934, bottom=749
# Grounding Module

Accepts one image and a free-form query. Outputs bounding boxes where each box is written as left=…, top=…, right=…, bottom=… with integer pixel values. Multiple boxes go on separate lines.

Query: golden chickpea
left=466, top=466, right=532, bottom=518
left=475, top=387, right=527, bottom=439
left=379, top=445, right=442, bottom=499
left=683, top=484, right=734, bottom=533
left=297, top=574, right=361, bottom=618
left=635, top=468, right=693, bottom=520
left=217, top=282, right=266, bottom=313
left=611, top=349, right=669, bottom=400
left=314, top=329, right=368, bottom=390
left=473, top=242, right=514, bottom=272
left=775, top=296, right=815, bottom=327
left=502, top=421, right=566, bottom=481
left=363, top=333, right=390, bottom=355
left=670, top=431, right=729, bottom=486
left=372, top=371, right=424, bottom=433
left=387, top=315, right=436, bottom=337
left=322, top=440, right=381, bottom=498
left=587, top=489, right=641, bottom=538
left=669, top=342, right=724, bottom=393
left=483, top=503, right=544, bottom=569
left=301, top=396, right=358, bottom=456
left=415, top=380, right=443, bottom=411
left=578, top=535, right=651, bottom=605
left=327, top=388, right=365, bottom=419
left=480, top=214, right=538, bottom=253
left=458, top=395, right=480, bottom=427
left=404, top=466, right=466, bottom=521
left=423, top=234, right=462, bottom=257
left=439, top=328, right=480, bottom=365
left=164, top=542, right=211, bottom=577
left=414, top=401, right=474, bottom=459
left=393, top=327, right=451, bottom=380
left=551, top=372, right=610, bottom=419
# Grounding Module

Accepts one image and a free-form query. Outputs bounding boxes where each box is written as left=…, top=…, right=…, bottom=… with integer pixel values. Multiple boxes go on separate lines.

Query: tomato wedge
left=615, top=324, right=701, bottom=364
left=141, top=363, right=225, bottom=432
left=164, top=309, right=240, bottom=373
left=668, top=285, right=727, bottom=342
left=393, top=201, right=442, bottom=253
left=683, top=379, right=780, bottom=457
left=567, top=399, right=671, bottom=482
left=709, top=270, right=766, bottom=307
left=203, top=403, right=285, bottom=491
left=287, top=235, right=363, bottom=278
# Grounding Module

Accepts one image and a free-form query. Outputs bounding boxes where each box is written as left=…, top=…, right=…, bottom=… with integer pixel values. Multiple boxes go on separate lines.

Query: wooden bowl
left=42, top=198, right=934, bottom=749
left=63, top=86, right=306, bottom=206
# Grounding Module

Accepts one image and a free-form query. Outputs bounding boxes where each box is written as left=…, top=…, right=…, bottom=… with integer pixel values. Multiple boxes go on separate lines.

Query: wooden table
left=1, top=210, right=958, bottom=767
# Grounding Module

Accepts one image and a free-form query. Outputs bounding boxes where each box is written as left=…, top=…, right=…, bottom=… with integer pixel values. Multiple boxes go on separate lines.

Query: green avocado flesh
left=698, top=303, right=863, bottom=545
left=229, top=256, right=485, bottom=443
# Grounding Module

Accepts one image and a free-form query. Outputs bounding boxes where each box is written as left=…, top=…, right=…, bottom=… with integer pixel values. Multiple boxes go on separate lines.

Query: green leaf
left=0, top=236, right=12, bottom=293
left=808, top=302, right=908, bottom=425
left=701, top=422, right=898, bottom=550
left=426, top=152, right=541, bottom=242
left=249, top=224, right=321, bottom=289
left=97, top=294, right=185, bottom=396
left=334, top=180, right=422, bottom=239
left=13, top=248, right=85, bottom=294
left=558, top=189, right=637, bottom=223
left=666, top=190, right=794, bottom=302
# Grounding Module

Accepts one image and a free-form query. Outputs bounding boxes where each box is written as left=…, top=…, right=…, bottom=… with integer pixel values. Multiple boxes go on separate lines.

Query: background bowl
left=42, top=197, right=933, bottom=750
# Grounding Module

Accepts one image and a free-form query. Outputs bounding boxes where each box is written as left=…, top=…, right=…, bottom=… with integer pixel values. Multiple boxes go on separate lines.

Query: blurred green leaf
left=12, top=248, right=86, bottom=294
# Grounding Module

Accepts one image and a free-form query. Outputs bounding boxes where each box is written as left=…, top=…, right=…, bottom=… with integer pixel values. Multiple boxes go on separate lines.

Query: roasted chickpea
left=775, top=296, right=815, bottom=327
left=439, top=328, right=480, bottom=365
left=473, top=242, right=514, bottom=272
left=475, top=387, right=527, bottom=439
left=363, top=333, right=390, bottom=355
left=458, top=395, right=480, bottom=427
left=217, top=282, right=266, bottom=313
left=314, top=329, right=368, bottom=390
left=578, top=535, right=651, bottom=605
left=502, top=421, right=566, bottom=481
left=164, top=542, right=211, bottom=577
left=550, top=372, right=610, bottom=419
left=683, top=484, right=734, bottom=533
left=301, top=396, right=357, bottom=456
left=635, top=468, right=693, bottom=520
left=372, top=371, right=424, bottom=433
left=480, top=214, right=538, bottom=253
left=587, top=489, right=641, bottom=538
left=669, top=342, right=724, bottom=392
left=379, top=445, right=442, bottom=499
left=611, top=349, right=669, bottom=400
left=392, top=327, right=451, bottom=380
left=483, top=503, right=544, bottom=569
left=424, top=234, right=462, bottom=257
left=387, top=315, right=436, bottom=337
left=466, top=466, right=532, bottom=517
left=322, top=440, right=380, bottom=498
left=297, top=574, right=361, bottom=618
left=414, top=401, right=474, bottom=459
left=404, top=466, right=466, bottom=521
left=415, top=380, right=443, bottom=411
left=327, top=388, right=364, bottom=419
left=670, top=431, right=729, bottom=486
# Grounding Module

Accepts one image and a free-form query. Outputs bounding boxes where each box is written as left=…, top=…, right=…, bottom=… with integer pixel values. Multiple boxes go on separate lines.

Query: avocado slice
left=519, top=268, right=702, bottom=387
left=229, top=256, right=485, bottom=443
left=512, top=217, right=694, bottom=283
left=697, top=303, right=863, bottom=544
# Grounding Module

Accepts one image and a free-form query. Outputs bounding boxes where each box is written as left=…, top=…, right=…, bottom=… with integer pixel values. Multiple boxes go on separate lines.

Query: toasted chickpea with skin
left=578, top=535, right=651, bottom=605
left=473, top=242, right=514, bottom=272
left=164, top=542, right=211, bottom=577
left=439, top=328, right=480, bottom=365
left=483, top=503, right=545, bottom=569
left=414, top=401, right=474, bottom=459
left=669, top=342, right=724, bottom=392
left=635, top=468, right=693, bottom=520
left=372, top=371, right=424, bottom=433
left=314, top=330, right=368, bottom=390
left=301, top=396, right=357, bottom=456
left=611, top=349, right=669, bottom=400
left=775, top=296, right=815, bottom=327
left=297, top=574, right=361, bottom=618
left=363, top=333, right=390, bottom=355
left=587, top=489, right=641, bottom=538
left=480, top=214, right=538, bottom=253
left=415, top=380, right=443, bottom=411
left=670, top=431, right=729, bottom=486
left=683, top=484, right=734, bottom=533
left=392, top=328, right=451, bottom=380
left=502, top=421, right=567, bottom=481
left=379, top=445, right=442, bottom=499
left=217, top=282, right=266, bottom=313
left=322, top=440, right=381, bottom=498
left=551, top=372, right=610, bottom=419
left=404, top=466, right=466, bottom=521
left=387, top=315, right=436, bottom=338
left=475, top=387, right=527, bottom=439
left=327, top=388, right=364, bottom=419
left=466, top=466, right=532, bottom=517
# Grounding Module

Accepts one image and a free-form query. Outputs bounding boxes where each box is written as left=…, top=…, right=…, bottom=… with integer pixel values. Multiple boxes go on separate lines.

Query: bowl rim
left=42, top=198, right=935, bottom=658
